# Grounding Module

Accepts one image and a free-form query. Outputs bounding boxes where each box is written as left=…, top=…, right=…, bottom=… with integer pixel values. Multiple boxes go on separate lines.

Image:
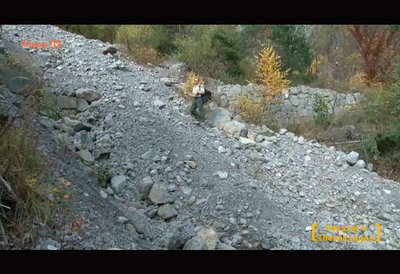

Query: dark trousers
left=190, top=96, right=205, bottom=121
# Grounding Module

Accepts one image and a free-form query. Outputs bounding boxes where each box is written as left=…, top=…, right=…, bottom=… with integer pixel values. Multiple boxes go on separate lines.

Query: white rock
left=355, top=160, right=366, bottom=169
left=213, top=171, right=228, bottom=180
left=345, top=151, right=359, bottom=166
left=279, top=128, right=287, bottom=135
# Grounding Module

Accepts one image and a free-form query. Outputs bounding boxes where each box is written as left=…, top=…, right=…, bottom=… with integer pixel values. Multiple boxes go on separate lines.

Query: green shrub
left=312, top=94, right=331, bottom=128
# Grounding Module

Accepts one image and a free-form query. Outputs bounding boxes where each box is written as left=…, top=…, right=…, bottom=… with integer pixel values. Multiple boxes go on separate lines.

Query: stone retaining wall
left=208, top=83, right=364, bottom=125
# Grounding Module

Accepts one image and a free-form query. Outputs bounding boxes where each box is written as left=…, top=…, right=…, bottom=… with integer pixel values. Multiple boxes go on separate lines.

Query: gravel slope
left=1, top=25, right=400, bottom=250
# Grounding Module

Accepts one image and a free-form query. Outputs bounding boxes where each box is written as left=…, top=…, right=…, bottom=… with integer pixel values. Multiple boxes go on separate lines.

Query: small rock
left=248, top=151, right=267, bottom=162
left=78, top=149, right=94, bottom=162
left=218, top=146, right=226, bottom=154
left=76, top=88, right=101, bottom=102
left=346, top=151, right=359, bottom=166
left=47, top=245, right=58, bottom=250
left=355, top=160, right=366, bottom=169
left=213, top=171, right=228, bottom=180
left=160, top=78, right=175, bottom=87
left=197, top=227, right=219, bottom=250
left=111, top=175, right=126, bottom=194
left=149, top=183, right=171, bottom=204
left=100, top=190, right=108, bottom=199
left=215, top=242, right=236, bottom=250
left=103, top=46, right=117, bottom=55
left=255, top=134, right=266, bottom=143
left=157, top=203, right=178, bottom=220
left=186, top=161, right=197, bottom=169
left=279, top=128, right=287, bottom=135
left=153, top=99, right=166, bottom=109
left=106, top=187, right=114, bottom=195
left=185, top=155, right=195, bottom=161
left=138, top=176, right=154, bottom=200
left=117, top=216, right=128, bottom=224
left=77, top=98, right=89, bottom=112
left=239, top=137, right=256, bottom=146
left=183, top=236, right=208, bottom=250
left=239, top=128, right=248, bottom=138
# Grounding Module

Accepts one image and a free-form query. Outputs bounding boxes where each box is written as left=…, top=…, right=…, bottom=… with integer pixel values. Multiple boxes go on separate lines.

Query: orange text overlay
left=21, top=40, right=60, bottom=49
left=311, top=223, right=381, bottom=242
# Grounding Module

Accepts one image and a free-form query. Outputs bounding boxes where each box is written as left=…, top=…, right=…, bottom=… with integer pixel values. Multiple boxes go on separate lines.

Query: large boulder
left=207, top=107, right=230, bottom=128
left=222, top=120, right=247, bottom=138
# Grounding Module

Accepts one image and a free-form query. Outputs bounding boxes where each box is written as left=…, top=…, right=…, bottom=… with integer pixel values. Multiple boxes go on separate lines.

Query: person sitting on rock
left=185, top=77, right=206, bottom=121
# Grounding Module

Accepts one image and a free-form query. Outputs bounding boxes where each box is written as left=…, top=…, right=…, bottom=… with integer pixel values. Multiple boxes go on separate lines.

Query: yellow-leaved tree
left=255, top=45, right=291, bottom=103
left=234, top=45, right=291, bottom=124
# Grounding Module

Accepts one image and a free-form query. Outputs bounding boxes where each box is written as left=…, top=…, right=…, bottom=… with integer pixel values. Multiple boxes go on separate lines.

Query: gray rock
left=94, top=148, right=111, bottom=160
left=197, top=227, right=219, bottom=250
left=219, top=95, right=229, bottom=108
left=183, top=236, right=208, bottom=250
left=215, top=242, right=236, bottom=250
left=163, top=220, right=196, bottom=250
left=355, top=159, right=366, bottom=169
left=185, top=155, right=195, bottom=161
left=140, top=150, right=152, bottom=160
left=76, top=88, right=101, bottom=102
left=248, top=151, right=267, bottom=163
left=77, top=98, right=89, bottom=112
left=239, top=127, right=248, bottom=138
left=149, top=183, right=171, bottom=204
left=57, top=95, right=77, bottom=109
left=153, top=99, right=166, bottom=109
left=207, top=108, right=231, bottom=128
left=157, top=203, right=178, bottom=220
left=213, top=171, right=228, bottom=180
left=74, top=130, right=94, bottom=151
left=43, top=89, right=57, bottom=106
left=255, top=134, right=266, bottom=143
left=259, top=140, right=273, bottom=149
left=111, top=175, right=126, bottom=194
left=346, top=151, right=359, bottom=166
left=138, top=176, right=154, bottom=200
left=63, top=117, right=93, bottom=132
left=160, top=78, right=175, bottom=87
left=222, top=120, right=247, bottom=138
left=78, top=149, right=94, bottom=162
left=103, top=46, right=117, bottom=55
left=117, top=216, right=128, bottom=224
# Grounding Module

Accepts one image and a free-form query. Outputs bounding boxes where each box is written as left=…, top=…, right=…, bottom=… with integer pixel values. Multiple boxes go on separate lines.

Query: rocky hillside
left=1, top=25, right=400, bottom=250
